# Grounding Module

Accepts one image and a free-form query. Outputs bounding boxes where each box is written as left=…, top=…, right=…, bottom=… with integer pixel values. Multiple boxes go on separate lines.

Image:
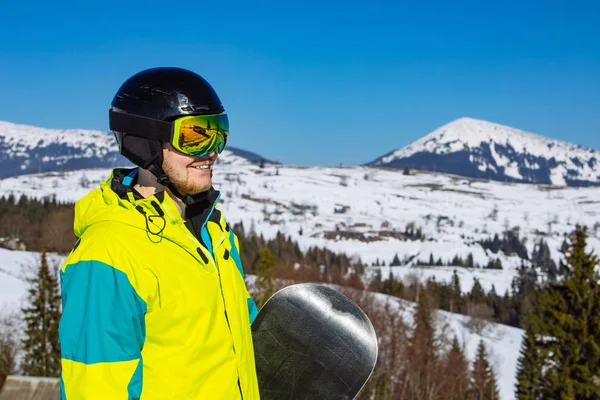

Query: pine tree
left=515, top=322, right=544, bottom=399
left=466, top=253, right=475, bottom=268
left=533, top=225, right=600, bottom=399
left=443, top=336, right=470, bottom=400
left=470, top=340, right=499, bottom=400
left=368, top=268, right=383, bottom=292
left=450, top=270, right=465, bottom=314
left=470, top=278, right=486, bottom=305
left=21, top=249, right=61, bottom=377
left=255, top=247, right=276, bottom=308
left=402, top=287, right=441, bottom=399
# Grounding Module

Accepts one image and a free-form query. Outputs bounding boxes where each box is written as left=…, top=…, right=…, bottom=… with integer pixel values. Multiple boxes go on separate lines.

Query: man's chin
left=172, top=180, right=212, bottom=197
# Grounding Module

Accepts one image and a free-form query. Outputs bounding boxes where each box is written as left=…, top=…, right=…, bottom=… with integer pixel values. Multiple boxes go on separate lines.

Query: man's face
left=161, top=143, right=217, bottom=195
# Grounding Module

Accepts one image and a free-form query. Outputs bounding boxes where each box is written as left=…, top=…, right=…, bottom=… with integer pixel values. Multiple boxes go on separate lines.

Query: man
left=59, top=67, right=260, bottom=399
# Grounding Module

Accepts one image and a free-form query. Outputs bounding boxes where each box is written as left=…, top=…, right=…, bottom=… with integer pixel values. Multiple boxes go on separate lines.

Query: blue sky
left=0, top=0, right=598, bottom=165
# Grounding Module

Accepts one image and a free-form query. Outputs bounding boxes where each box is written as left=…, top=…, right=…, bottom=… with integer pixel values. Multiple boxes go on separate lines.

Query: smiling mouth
left=190, top=165, right=211, bottom=170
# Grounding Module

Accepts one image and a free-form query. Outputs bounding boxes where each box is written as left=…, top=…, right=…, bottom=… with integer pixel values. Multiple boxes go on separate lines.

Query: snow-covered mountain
left=368, top=117, right=600, bottom=187
left=0, top=120, right=273, bottom=178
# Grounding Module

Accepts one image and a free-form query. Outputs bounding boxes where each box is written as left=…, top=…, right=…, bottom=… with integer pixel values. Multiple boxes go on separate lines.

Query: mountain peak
left=422, top=117, right=555, bottom=150
left=369, top=117, right=599, bottom=187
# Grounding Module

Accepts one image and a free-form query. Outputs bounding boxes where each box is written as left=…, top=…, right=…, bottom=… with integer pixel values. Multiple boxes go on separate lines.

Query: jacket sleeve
left=59, top=259, right=148, bottom=400
left=228, top=230, right=259, bottom=324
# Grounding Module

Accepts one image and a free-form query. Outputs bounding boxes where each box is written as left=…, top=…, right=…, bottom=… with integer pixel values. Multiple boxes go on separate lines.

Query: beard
left=161, top=158, right=213, bottom=196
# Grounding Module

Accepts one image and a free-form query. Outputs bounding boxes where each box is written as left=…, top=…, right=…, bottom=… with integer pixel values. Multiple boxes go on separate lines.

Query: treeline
left=232, top=221, right=365, bottom=299
left=478, top=230, right=559, bottom=279
left=369, top=259, right=549, bottom=330
left=379, top=252, right=504, bottom=270
left=378, top=230, right=557, bottom=273
left=0, top=195, right=75, bottom=253
left=368, top=229, right=561, bottom=331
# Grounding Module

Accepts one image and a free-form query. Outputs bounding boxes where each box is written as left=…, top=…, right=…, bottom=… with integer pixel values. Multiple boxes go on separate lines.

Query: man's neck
left=134, top=168, right=185, bottom=218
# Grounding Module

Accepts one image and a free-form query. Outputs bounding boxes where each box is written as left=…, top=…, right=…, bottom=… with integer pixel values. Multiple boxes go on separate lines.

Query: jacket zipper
left=162, top=202, right=244, bottom=399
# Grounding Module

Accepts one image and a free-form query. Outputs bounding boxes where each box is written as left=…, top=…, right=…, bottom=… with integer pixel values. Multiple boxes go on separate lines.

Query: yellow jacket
left=59, top=168, right=260, bottom=399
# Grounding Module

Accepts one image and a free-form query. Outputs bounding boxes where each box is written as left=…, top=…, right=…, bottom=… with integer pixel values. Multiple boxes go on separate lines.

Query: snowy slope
left=2, top=163, right=600, bottom=296
left=0, top=247, right=523, bottom=400
left=0, top=120, right=127, bottom=178
left=369, top=117, right=600, bottom=187
left=0, top=249, right=65, bottom=312
left=371, top=292, right=524, bottom=400
left=0, top=120, right=273, bottom=178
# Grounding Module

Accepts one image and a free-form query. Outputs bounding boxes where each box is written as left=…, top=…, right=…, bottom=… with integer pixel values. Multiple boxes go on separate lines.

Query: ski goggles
left=109, top=110, right=229, bottom=157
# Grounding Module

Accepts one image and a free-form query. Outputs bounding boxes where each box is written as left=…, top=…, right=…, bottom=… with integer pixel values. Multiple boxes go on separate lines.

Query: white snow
left=2, top=163, right=600, bottom=296
left=375, top=117, right=599, bottom=185
left=0, top=120, right=117, bottom=154
left=0, top=249, right=65, bottom=311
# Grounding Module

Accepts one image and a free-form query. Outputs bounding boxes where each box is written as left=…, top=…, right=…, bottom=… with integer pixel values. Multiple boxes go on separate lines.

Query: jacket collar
left=109, top=167, right=223, bottom=245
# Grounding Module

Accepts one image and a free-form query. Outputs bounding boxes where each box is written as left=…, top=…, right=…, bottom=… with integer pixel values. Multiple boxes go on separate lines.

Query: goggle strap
left=109, top=110, right=172, bottom=142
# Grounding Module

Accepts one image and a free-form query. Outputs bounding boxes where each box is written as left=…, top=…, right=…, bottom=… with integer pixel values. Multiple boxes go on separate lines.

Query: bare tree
left=0, top=309, right=22, bottom=385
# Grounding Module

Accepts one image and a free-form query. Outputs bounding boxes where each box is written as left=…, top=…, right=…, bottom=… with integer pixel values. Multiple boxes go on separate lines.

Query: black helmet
left=109, top=67, right=225, bottom=173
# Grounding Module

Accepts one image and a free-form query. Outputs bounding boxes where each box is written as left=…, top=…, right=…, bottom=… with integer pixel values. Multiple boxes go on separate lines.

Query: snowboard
left=251, top=283, right=378, bottom=400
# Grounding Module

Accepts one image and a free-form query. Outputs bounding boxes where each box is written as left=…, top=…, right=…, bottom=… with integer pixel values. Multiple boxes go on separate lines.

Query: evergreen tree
left=533, top=225, right=600, bottom=399
left=21, top=249, right=61, bottom=377
left=368, top=268, right=383, bottom=292
left=466, top=253, right=475, bottom=268
left=402, top=287, right=440, bottom=399
left=390, top=253, right=401, bottom=266
left=470, top=340, right=500, bottom=400
left=443, top=336, right=470, bottom=400
left=531, top=238, right=557, bottom=281
left=255, top=247, right=276, bottom=308
left=515, top=322, right=544, bottom=399
left=450, top=270, right=465, bottom=314
left=470, top=278, right=486, bottom=304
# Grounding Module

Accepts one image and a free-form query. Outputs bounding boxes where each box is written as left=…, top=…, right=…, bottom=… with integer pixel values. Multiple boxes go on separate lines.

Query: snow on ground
left=2, top=163, right=600, bottom=294
left=0, top=248, right=65, bottom=312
